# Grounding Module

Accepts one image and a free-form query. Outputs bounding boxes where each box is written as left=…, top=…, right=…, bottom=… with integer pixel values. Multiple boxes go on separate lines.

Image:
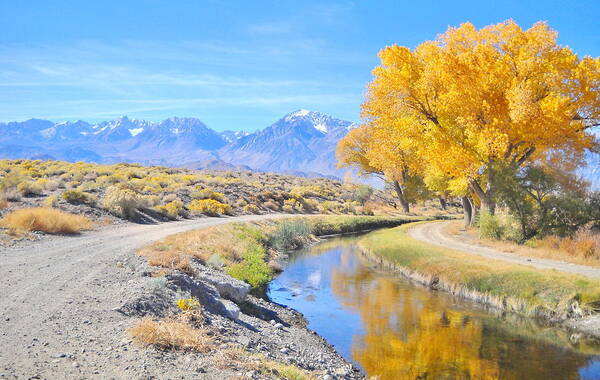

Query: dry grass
left=138, top=250, right=194, bottom=275
left=0, top=197, right=8, bottom=210
left=0, top=207, right=92, bottom=234
left=128, top=317, right=213, bottom=352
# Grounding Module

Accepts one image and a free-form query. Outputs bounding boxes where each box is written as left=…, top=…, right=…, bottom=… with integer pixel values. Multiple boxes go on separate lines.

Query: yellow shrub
left=0, top=207, right=91, bottom=234
left=243, top=204, right=260, bottom=214
left=44, top=195, right=58, bottom=207
left=191, top=188, right=226, bottom=203
left=62, top=190, right=95, bottom=205
left=188, top=199, right=231, bottom=216
left=154, top=200, right=184, bottom=220
left=176, top=297, right=201, bottom=311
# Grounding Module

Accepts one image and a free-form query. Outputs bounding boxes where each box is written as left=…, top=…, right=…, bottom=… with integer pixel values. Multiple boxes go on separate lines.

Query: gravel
left=0, top=214, right=362, bottom=379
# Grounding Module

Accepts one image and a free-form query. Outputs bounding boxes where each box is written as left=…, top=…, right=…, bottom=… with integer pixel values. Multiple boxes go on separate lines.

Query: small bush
left=188, top=199, right=231, bottom=216
left=43, top=179, right=60, bottom=191
left=176, top=297, right=201, bottom=312
left=243, top=204, right=260, bottom=214
left=155, top=200, right=184, bottom=220
left=318, top=200, right=339, bottom=214
left=478, top=212, right=504, bottom=240
left=44, top=195, right=58, bottom=208
left=263, top=200, right=280, bottom=211
left=62, top=190, right=95, bottom=205
left=2, top=187, right=21, bottom=201
left=128, top=318, right=212, bottom=352
left=102, top=186, right=145, bottom=219
left=191, top=188, right=226, bottom=203
left=0, top=207, right=91, bottom=234
left=17, top=182, right=43, bottom=197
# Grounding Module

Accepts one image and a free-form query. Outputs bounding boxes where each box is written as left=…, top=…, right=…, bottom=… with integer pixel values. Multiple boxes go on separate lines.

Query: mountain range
left=0, top=110, right=356, bottom=179
left=0, top=109, right=598, bottom=188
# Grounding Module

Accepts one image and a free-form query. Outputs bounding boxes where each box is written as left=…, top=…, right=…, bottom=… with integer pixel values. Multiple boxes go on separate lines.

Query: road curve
left=0, top=214, right=288, bottom=379
left=409, top=221, right=600, bottom=279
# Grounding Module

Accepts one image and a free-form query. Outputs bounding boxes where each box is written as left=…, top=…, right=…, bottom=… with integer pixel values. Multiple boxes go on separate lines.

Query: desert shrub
left=282, top=204, right=294, bottom=213
left=269, top=219, right=312, bottom=251
left=188, top=199, right=231, bottom=216
left=263, top=200, right=280, bottom=211
left=1, top=187, right=20, bottom=201
left=0, top=173, right=23, bottom=192
left=128, top=318, right=212, bottom=352
left=318, top=201, right=339, bottom=214
left=17, top=182, right=43, bottom=197
left=44, top=195, right=58, bottom=208
left=243, top=204, right=260, bottom=214
left=141, top=194, right=161, bottom=207
left=478, top=211, right=504, bottom=240
left=191, top=188, right=226, bottom=203
left=155, top=200, right=184, bottom=220
left=290, top=185, right=334, bottom=199
left=62, top=190, right=95, bottom=205
left=43, top=179, right=60, bottom=191
left=0, top=207, right=91, bottom=234
left=102, top=186, right=145, bottom=219
left=66, top=181, right=81, bottom=189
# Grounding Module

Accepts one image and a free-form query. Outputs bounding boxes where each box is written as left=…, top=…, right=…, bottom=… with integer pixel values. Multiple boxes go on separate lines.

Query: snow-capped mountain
left=219, top=109, right=355, bottom=175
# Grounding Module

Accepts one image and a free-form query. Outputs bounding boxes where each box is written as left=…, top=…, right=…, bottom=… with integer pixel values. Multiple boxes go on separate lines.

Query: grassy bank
left=358, top=222, right=600, bottom=321
left=139, top=215, right=421, bottom=288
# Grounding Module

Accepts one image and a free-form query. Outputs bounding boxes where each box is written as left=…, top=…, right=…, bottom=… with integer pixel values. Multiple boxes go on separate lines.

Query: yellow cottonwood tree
left=363, top=20, right=600, bottom=213
left=336, top=123, right=426, bottom=212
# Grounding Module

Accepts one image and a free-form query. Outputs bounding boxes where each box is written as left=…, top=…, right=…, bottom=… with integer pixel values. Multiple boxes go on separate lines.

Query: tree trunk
left=469, top=180, right=495, bottom=215
left=462, top=196, right=473, bottom=227
left=392, top=180, right=410, bottom=213
left=438, top=197, right=447, bottom=210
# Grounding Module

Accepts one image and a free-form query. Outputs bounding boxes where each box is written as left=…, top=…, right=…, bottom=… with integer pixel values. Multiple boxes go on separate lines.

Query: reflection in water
left=268, top=235, right=600, bottom=380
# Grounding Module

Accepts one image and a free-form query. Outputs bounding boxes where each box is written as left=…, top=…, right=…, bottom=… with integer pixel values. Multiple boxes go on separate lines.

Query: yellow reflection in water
left=329, top=247, right=587, bottom=380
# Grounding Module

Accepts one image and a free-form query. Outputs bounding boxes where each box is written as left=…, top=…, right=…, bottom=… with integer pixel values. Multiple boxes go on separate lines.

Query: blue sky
left=1, top=0, right=599, bottom=131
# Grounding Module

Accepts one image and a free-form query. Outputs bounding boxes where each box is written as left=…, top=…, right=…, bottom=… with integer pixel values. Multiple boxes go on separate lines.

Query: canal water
left=267, top=234, right=600, bottom=380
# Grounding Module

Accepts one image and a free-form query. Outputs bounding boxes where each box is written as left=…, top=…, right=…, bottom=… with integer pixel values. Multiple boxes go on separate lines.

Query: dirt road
left=409, top=221, right=600, bottom=279
left=0, top=214, right=285, bottom=379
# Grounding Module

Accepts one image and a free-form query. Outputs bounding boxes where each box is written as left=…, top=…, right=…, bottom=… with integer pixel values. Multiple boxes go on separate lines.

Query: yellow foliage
left=176, top=297, right=201, bottom=311
left=154, top=200, right=184, bottom=219
left=360, top=20, right=600, bottom=203
left=188, top=199, right=231, bottom=216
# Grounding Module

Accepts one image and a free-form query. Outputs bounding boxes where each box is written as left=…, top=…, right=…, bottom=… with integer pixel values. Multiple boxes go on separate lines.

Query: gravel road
left=409, top=221, right=600, bottom=279
left=0, top=215, right=287, bottom=379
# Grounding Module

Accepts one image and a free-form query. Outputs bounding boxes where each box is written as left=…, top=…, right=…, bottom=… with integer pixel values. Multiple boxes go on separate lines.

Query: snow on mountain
left=218, top=110, right=354, bottom=175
